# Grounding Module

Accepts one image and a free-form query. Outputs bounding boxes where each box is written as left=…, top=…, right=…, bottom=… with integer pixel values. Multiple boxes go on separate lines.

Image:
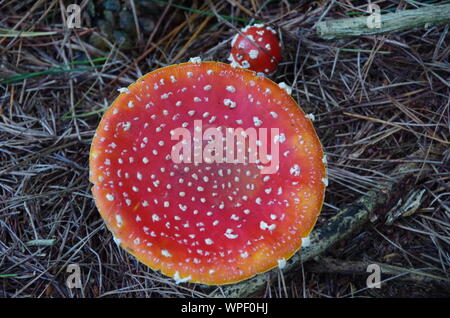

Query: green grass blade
left=62, top=107, right=109, bottom=119
left=0, top=28, right=57, bottom=38
left=336, top=48, right=391, bottom=54
left=68, top=57, right=108, bottom=66
left=0, top=274, right=18, bottom=278
left=149, top=0, right=256, bottom=23
left=0, top=62, right=106, bottom=85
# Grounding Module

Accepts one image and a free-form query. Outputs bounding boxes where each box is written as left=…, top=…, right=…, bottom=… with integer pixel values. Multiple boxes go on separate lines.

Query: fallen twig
left=316, top=3, right=450, bottom=40
left=306, top=257, right=450, bottom=286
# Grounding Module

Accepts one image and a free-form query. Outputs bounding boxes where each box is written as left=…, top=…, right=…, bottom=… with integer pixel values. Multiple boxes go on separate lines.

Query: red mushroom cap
left=89, top=61, right=326, bottom=285
left=229, top=24, right=282, bottom=75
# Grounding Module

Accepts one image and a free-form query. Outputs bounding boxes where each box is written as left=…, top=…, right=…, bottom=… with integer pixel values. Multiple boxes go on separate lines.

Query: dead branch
left=316, top=3, right=450, bottom=40
left=306, top=257, right=450, bottom=287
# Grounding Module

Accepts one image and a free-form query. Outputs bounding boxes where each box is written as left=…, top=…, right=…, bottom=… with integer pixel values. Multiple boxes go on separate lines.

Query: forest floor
left=0, top=0, right=449, bottom=297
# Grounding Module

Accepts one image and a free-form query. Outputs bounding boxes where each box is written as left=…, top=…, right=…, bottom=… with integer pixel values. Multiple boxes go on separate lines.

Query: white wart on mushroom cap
left=89, top=61, right=326, bottom=285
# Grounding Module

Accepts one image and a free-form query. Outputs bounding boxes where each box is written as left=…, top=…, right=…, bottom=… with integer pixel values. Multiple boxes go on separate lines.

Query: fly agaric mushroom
left=229, top=24, right=281, bottom=75
left=89, top=60, right=326, bottom=285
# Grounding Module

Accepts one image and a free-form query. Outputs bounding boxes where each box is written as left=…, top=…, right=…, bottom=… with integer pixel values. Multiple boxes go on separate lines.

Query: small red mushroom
left=90, top=60, right=326, bottom=285
left=229, top=24, right=282, bottom=75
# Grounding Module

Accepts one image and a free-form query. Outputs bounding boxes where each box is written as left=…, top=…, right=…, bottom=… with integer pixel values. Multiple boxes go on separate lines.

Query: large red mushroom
left=89, top=60, right=326, bottom=285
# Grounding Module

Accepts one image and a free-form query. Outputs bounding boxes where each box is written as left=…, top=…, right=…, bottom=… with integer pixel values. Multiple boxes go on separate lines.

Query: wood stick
left=316, top=3, right=450, bottom=40
left=306, top=257, right=450, bottom=286
left=25, top=239, right=56, bottom=247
